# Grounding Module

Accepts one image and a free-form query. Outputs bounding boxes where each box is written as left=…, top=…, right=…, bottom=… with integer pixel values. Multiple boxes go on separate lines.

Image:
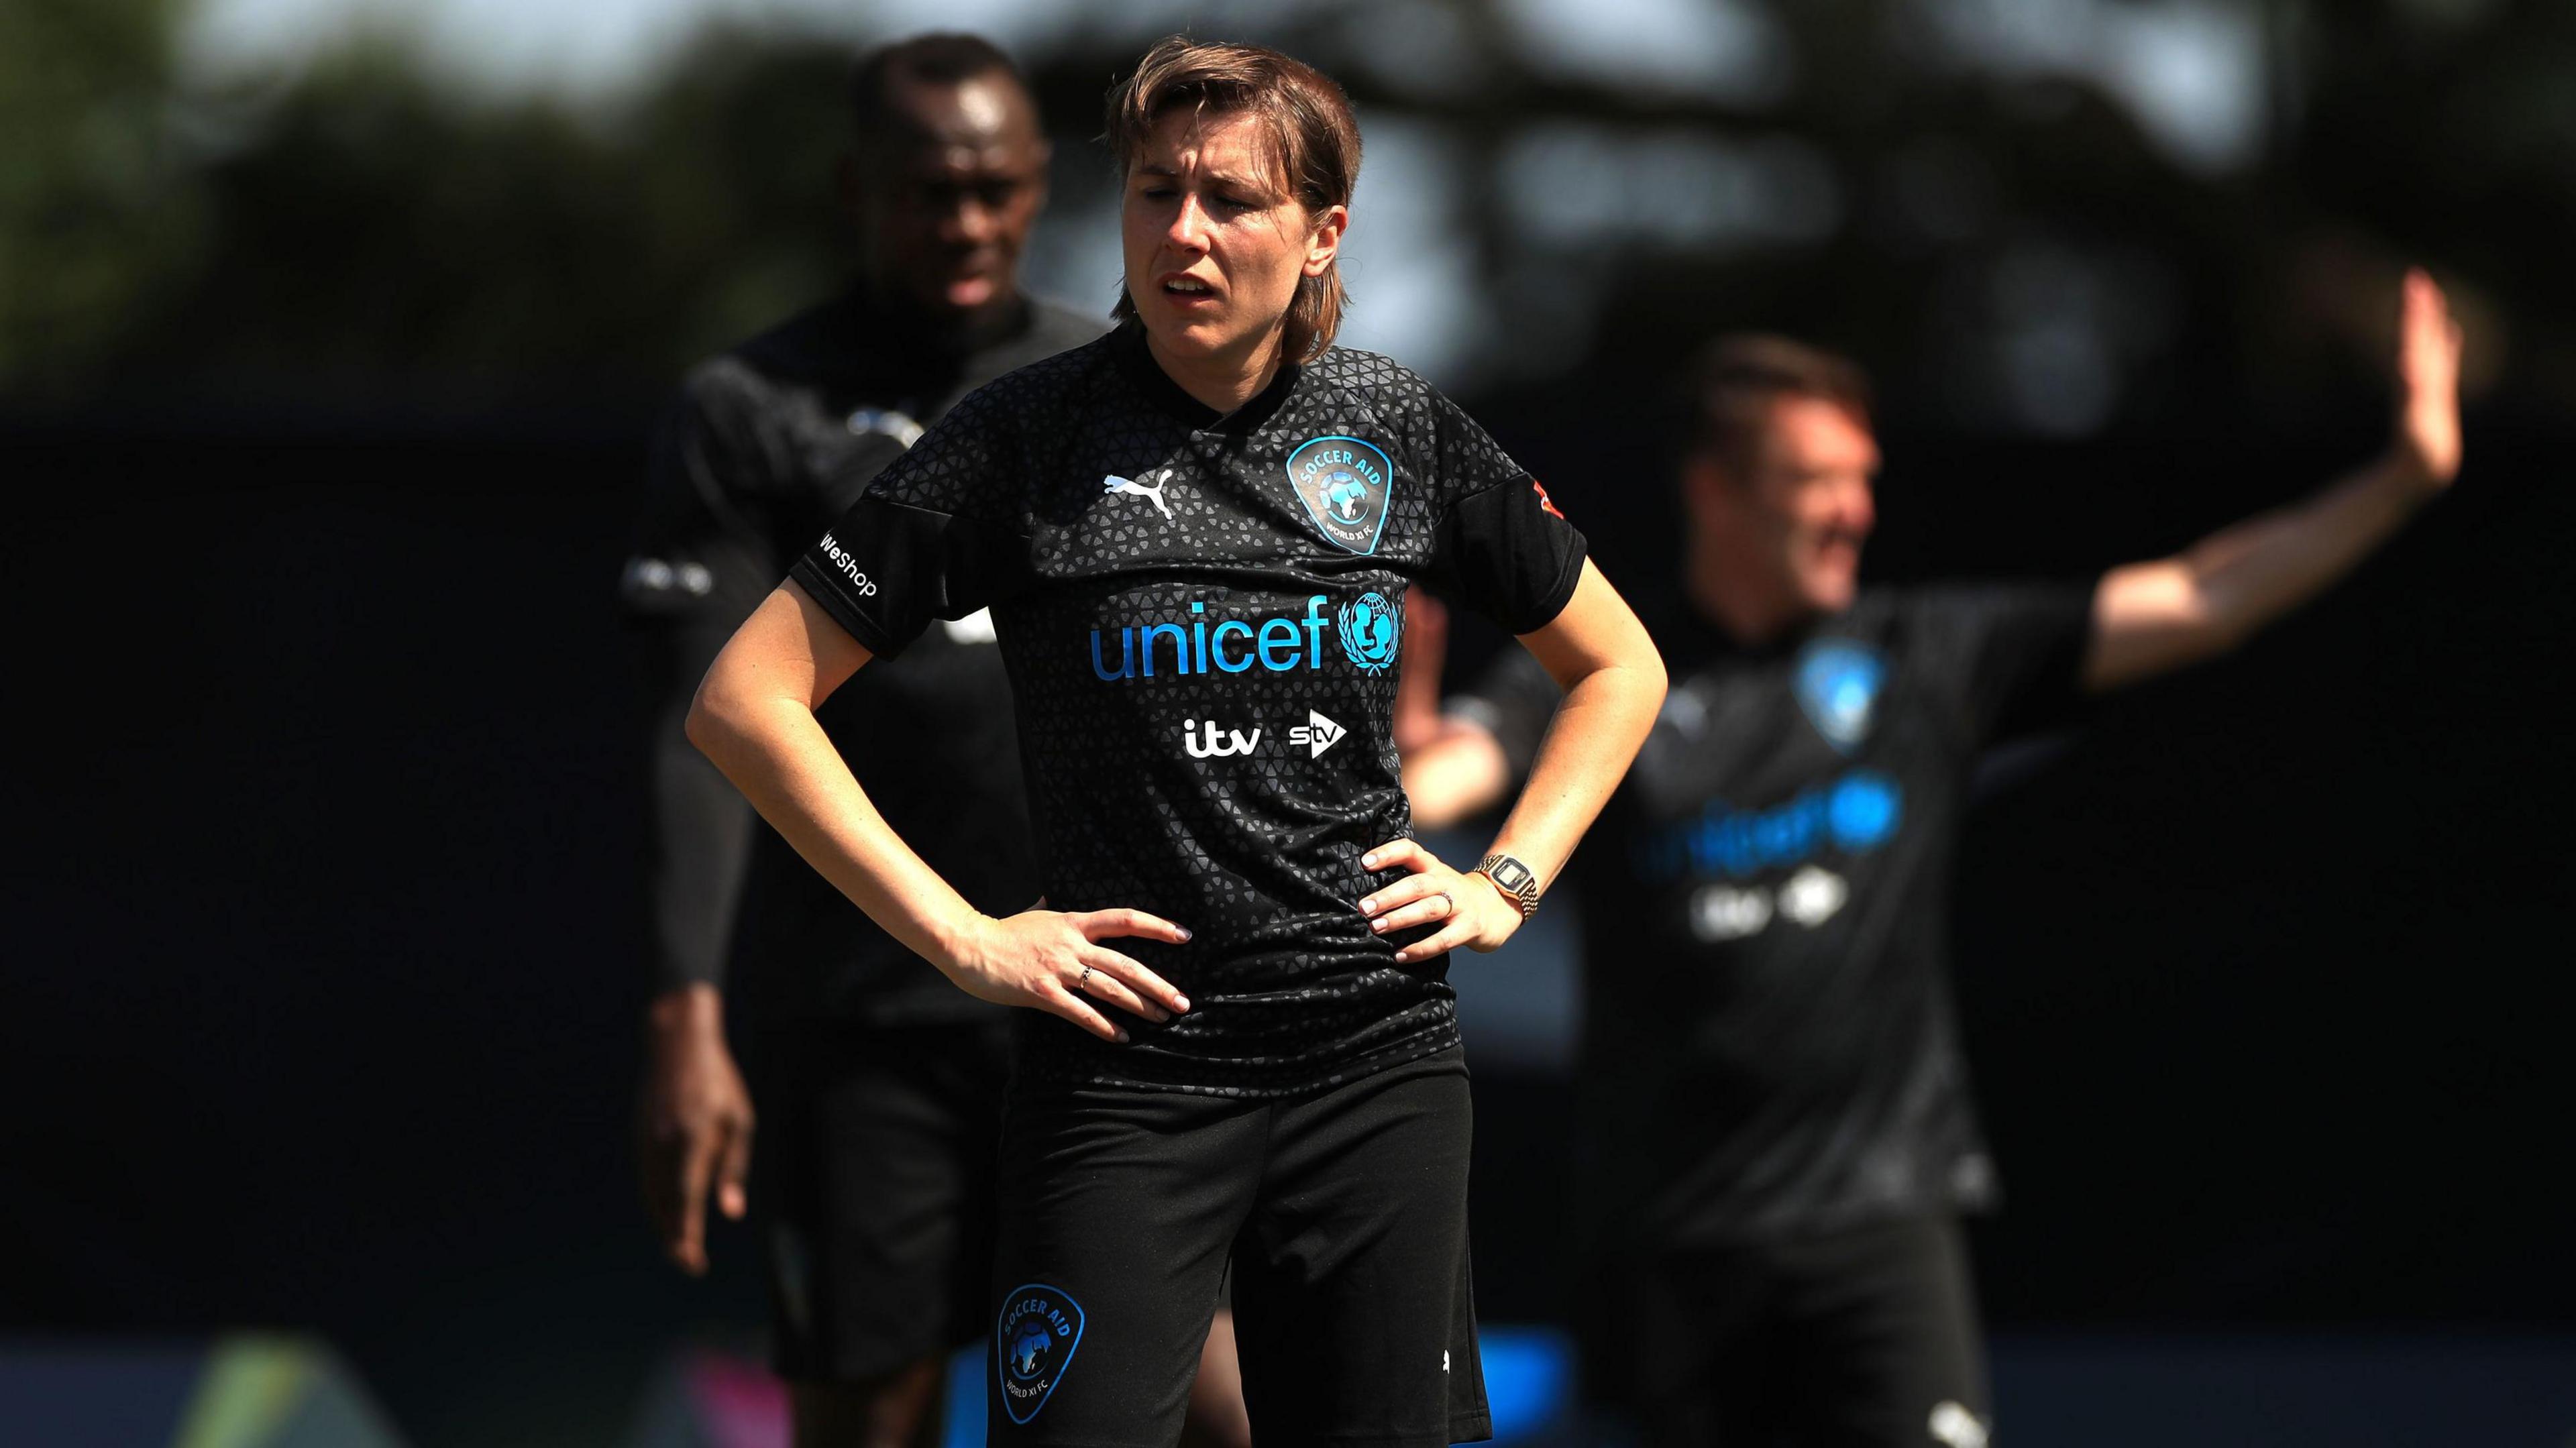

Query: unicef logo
left=1827, top=772, right=1901, bottom=849
left=1338, top=592, right=1401, bottom=673
left=1635, top=767, right=1904, bottom=882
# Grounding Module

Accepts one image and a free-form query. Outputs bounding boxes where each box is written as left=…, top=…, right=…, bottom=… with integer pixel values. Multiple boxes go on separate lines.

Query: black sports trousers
left=987, top=1044, right=1489, bottom=1447
left=754, top=1020, right=1012, bottom=1384
left=1591, top=1213, right=1989, bottom=1448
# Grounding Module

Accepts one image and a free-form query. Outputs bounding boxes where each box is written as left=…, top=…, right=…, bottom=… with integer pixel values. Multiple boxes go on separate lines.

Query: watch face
left=1491, top=858, right=1531, bottom=891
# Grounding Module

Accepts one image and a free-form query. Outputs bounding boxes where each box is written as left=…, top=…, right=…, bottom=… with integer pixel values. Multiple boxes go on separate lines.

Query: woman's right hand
left=941, top=908, right=1195, bottom=1043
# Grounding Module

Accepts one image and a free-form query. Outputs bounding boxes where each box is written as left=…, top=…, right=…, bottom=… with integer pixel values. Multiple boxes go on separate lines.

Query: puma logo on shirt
left=1102, top=473, right=1173, bottom=520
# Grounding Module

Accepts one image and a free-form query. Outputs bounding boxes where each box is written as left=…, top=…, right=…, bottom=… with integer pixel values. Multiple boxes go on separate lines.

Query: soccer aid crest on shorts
left=1287, top=435, right=1393, bottom=554
left=995, top=1284, right=1085, bottom=1425
left=1338, top=591, right=1401, bottom=674
left=1794, top=640, right=1885, bottom=753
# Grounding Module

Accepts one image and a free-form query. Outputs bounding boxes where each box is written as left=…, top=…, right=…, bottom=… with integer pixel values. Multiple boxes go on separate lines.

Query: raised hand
left=943, top=908, right=1194, bottom=1042
left=1356, top=837, right=1524, bottom=964
left=2392, top=267, right=2465, bottom=489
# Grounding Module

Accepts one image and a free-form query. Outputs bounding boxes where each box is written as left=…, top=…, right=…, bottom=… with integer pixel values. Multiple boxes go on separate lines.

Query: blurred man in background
left=623, top=34, right=1246, bottom=1448
left=1404, top=272, right=2464, bottom=1447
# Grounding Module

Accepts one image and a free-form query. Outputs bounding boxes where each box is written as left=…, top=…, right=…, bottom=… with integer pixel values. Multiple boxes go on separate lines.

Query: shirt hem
left=1018, top=1020, right=1466, bottom=1101
left=1509, top=526, right=1588, bottom=635
left=785, top=556, right=910, bottom=660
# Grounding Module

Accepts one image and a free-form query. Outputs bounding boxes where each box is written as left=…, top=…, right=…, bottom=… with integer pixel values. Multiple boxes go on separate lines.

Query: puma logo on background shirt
left=1102, top=473, right=1173, bottom=520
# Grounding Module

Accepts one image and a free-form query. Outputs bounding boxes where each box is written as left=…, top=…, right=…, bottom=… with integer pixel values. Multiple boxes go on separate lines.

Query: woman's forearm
left=684, top=621, right=985, bottom=975
left=1479, top=560, right=1668, bottom=893
left=684, top=586, right=1187, bottom=1040
left=1483, top=657, right=1662, bottom=886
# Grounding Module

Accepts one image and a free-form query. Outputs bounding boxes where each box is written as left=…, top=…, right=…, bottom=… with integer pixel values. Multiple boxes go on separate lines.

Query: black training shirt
left=790, top=321, right=1587, bottom=1095
left=1458, top=586, right=2091, bottom=1241
left=627, top=291, right=1104, bottom=1033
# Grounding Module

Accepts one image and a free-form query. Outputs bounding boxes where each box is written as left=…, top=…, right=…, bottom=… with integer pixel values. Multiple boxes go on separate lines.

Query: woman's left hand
left=1357, top=838, right=1525, bottom=964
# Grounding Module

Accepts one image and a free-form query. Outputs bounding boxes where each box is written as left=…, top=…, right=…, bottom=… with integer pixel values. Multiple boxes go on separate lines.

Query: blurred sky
left=181, top=0, right=1801, bottom=98
left=174, top=0, right=2280, bottom=398
left=183, top=0, right=2267, bottom=170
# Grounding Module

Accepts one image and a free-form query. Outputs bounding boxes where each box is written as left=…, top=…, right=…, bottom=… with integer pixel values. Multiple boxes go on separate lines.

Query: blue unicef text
left=1637, top=769, right=1904, bottom=881
left=1089, top=596, right=1335, bottom=680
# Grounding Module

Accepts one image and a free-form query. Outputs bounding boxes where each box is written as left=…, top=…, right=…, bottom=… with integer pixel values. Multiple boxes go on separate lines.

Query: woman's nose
left=1165, top=194, right=1212, bottom=250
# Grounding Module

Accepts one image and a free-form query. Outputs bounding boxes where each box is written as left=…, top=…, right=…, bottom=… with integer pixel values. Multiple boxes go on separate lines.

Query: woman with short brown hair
left=688, top=35, right=1666, bottom=1444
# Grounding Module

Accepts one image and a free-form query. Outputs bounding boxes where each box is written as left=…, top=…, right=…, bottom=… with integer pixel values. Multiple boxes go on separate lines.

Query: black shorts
left=1589, top=1213, right=1988, bottom=1448
left=988, top=1045, right=1489, bottom=1447
left=751, top=1019, right=1013, bottom=1384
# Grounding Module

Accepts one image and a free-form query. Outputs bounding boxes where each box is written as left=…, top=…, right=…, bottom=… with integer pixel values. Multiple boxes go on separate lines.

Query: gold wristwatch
left=1473, top=852, right=1542, bottom=921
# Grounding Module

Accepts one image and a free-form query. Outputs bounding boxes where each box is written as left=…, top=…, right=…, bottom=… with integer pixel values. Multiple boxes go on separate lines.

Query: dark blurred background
left=7, top=1, right=2573, bottom=1444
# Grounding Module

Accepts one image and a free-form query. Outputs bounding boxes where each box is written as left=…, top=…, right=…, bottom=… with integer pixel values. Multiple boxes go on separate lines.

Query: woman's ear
left=1303, top=203, right=1349, bottom=278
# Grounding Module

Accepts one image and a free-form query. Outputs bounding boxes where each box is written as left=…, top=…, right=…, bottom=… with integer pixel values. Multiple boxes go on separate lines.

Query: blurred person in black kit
left=625, top=34, right=1248, bottom=1448
left=1402, top=272, right=2465, bottom=1448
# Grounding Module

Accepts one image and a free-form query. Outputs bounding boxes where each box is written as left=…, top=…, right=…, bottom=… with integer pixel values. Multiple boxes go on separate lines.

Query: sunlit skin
left=1120, top=108, right=1347, bottom=412
left=1686, top=394, right=1882, bottom=642
left=842, top=70, right=1051, bottom=321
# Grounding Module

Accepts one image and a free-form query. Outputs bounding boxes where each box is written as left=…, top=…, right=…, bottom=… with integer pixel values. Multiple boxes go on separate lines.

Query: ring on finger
left=1434, top=890, right=1454, bottom=918
left=1076, top=964, right=1093, bottom=992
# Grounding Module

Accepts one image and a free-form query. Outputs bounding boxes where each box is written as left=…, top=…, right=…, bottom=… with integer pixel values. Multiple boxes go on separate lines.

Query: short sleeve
left=1909, top=583, right=2097, bottom=744
left=786, top=384, right=1029, bottom=659
left=623, top=366, right=780, bottom=627
left=1417, top=392, right=1588, bottom=633
left=1447, top=645, right=1564, bottom=783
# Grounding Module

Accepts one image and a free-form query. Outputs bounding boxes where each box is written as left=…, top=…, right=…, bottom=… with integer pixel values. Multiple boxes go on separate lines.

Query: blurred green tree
left=4, top=0, right=2570, bottom=424
left=0, top=0, right=205, bottom=390
left=108, top=28, right=856, bottom=394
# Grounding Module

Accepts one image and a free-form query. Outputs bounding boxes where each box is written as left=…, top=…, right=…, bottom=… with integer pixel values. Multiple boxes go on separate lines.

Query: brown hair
left=1688, top=334, right=1874, bottom=478
left=1104, top=36, right=1362, bottom=362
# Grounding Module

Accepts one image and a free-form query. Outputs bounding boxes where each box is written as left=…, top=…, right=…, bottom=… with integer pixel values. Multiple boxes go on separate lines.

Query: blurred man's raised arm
left=2086, top=269, right=2464, bottom=693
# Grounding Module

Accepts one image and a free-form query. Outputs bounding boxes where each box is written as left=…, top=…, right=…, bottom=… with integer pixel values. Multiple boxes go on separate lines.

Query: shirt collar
left=1110, top=319, right=1302, bottom=435
left=833, top=286, right=1032, bottom=360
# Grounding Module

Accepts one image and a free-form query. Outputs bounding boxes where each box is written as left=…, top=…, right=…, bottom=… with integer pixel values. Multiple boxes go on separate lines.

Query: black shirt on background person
left=629, top=288, right=1100, bottom=1034
left=1406, top=284, right=2466, bottom=1448
left=1458, top=584, right=2088, bottom=1245
left=626, top=282, right=1106, bottom=1411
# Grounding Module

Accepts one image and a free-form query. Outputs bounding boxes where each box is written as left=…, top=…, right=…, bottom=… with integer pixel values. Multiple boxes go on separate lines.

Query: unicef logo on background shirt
left=995, top=1284, right=1085, bottom=1425
left=1634, top=767, right=1905, bottom=882
left=1794, top=639, right=1886, bottom=753
left=1286, top=435, right=1394, bottom=554
left=1337, top=592, right=1401, bottom=673
left=1827, top=771, right=1900, bottom=847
